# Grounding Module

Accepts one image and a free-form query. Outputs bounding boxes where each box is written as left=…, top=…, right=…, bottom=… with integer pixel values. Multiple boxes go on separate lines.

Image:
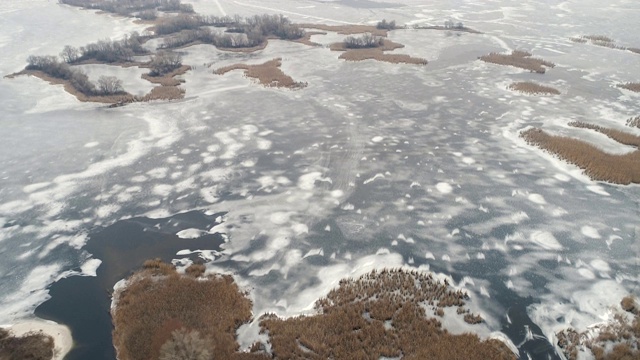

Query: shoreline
left=2, top=319, right=73, bottom=360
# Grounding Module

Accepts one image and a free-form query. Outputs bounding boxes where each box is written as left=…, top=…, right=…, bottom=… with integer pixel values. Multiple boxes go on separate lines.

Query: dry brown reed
left=617, top=83, right=640, bottom=92
left=260, top=268, right=514, bottom=360
left=479, top=50, right=555, bottom=73
left=141, top=65, right=190, bottom=86
left=0, top=328, right=55, bottom=360
left=568, top=121, right=640, bottom=147
left=508, top=81, right=560, bottom=95
left=291, top=31, right=326, bottom=47
left=214, top=58, right=307, bottom=89
left=556, top=296, right=640, bottom=360
left=111, top=261, right=268, bottom=360
left=627, top=116, right=640, bottom=129
left=330, top=39, right=427, bottom=65
left=521, top=128, right=640, bottom=184
left=297, top=23, right=388, bottom=37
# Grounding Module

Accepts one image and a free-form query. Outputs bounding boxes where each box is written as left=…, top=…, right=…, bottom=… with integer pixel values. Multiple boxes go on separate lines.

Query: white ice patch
left=530, top=231, right=562, bottom=250
left=298, top=172, right=331, bottom=190
left=80, top=258, right=102, bottom=277
left=371, top=136, right=384, bottom=143
left=580, top=226, right=600, bottom=239
left=436, top=182, right=453, bottom=194
left=176, top=228, right=206, bottom=239
left=527, top=193, right=546, bottom=204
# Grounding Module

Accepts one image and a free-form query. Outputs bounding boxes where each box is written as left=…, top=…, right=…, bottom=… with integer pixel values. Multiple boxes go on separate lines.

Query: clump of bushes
left=26, top=55, right=97, bottom=94
left=148, top=51, right=183, bottom=76
left=376, top=19, right=396, bottom=30
left=0, top=328, right=55, bottom=360
left=60, top=33, right=147, bottom=64
left=343, top=33, right=385, bottom=49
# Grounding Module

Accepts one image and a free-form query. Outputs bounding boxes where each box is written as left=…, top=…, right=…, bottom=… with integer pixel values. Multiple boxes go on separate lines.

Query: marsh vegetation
left=479, top=50, right=555, bottom=73
left=0, top=328, right=55, bottom=360
left=112, top=261, right=516, bottom=360
left=556, top=296, right=640, bottom=360
left=508, top=81, right=560, bottom=95
left=521, top=124, right=640, bottom=184
left=214, top=58, right=307, bottom=89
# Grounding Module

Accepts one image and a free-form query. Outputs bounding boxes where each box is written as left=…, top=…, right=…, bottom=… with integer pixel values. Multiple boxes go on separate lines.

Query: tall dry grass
left=214, top=58, right=307, bottom=88
left=479, top=50, right=555, bottom=73
left=521, top=128, right=640, bottom=184
left=617, top=83, right=640, bottom=92
left=627, top=116, right=640, bottom=129
left=508, top=81, right=560, bottom=95
left=568, top=121, right=640, bottom=147
left=111, top=261, right=268, bottom=360
left=260, top=268, right=515, bottom=360
left=0, top=328, right=54, bottom=360
left=330, top=39, right=427, bottom=65
left=557, top=296, right=640, bottom=360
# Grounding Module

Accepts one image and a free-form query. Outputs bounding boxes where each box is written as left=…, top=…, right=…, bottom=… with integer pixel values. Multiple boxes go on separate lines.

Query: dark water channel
left=35, top=210, right=226, bottom=360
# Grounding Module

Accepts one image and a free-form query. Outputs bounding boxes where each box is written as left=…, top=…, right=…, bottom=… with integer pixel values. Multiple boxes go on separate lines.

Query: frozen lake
left=0, top=0, right=638, bottom=359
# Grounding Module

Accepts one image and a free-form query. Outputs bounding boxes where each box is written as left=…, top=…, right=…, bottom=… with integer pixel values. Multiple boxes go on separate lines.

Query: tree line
left=343, top=33, right=385, bottom=49
left=58, top=0, right=193, bottom=19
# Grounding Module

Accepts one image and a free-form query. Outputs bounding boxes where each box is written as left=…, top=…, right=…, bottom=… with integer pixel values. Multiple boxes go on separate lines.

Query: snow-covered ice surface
left=0, top=0, right=639, bottom=359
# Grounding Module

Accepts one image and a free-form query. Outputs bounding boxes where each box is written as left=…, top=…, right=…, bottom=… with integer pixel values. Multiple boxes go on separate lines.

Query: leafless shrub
left=508, top=81, right=560, bottom=95
left=97, top=76, right=124, bottom=95
left=343, top=33, right=384, bottom=49
left=376, top=19, right=396, bottom=30
left=479, top=50, right=555, bottom=73
left=60, top=45, right=80, bottom=63
left=149, top=51, right=182, bottom=76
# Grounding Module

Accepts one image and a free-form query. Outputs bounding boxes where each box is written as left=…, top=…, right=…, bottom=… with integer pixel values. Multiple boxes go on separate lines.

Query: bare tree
left=97, top=76, right=124, bottom=95
left=149, top=51, right=183, bottom=76
left=60, top=45, right=80, bottom=63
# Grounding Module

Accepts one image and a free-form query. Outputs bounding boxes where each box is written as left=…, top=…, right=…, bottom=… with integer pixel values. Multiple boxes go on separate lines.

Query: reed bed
left=627, top=116, right=640, bottom=129
left=521, top=128, right=640, bottom=184
left=260, top=268, right=515, bottom=360
left=214, top=58, right=307, bottom=88
left=617, top=82, right=640, bottom=92
left=0, top=328, right=54, bottom=360
left=508, top=81, right=560, bottom=95
left=330, top=39, right=427, bottom=65
left=479, top=50, right=555, bottom=73
left=557, top=296, right=639, bottom=360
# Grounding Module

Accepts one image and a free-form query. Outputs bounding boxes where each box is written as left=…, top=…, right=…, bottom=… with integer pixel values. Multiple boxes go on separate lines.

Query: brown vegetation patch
left=508, top=81, right=560, bottom=95
left=0, top=327, right=55, bottom=360
left=111, top=261, right=268, bottom=360
left=479, top=50, right=555, bottom=73
left=330, top=39, right=427, bottom=65
left=627, top=116, right=640, bottom=129
left=291, top=31, right=326, bottom=47
left=141, top=86, right=186, bottom=101
left=568, top=121, right=640, bottom=148
left=556, top=296, right=640, bottom=360
left=415, top=25, right=482, bottom=34
left=14, top=70, right=136, bottom=104
left=217, top=40, right=269, bottom=53
left=298, top=23, right=388, bottom=37
left=214, top=58, right=307, bottom=89
left=571, top=35, right=640, bottom=53
left=261, top=268, right=514, bottom=360
left=617, top=82, right=640, bottom=92
left=521, top=128, right=640, bottom=184
left=141, top=65, right=190, bottom=86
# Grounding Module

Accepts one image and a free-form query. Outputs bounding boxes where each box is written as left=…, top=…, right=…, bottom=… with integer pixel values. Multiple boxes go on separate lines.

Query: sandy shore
left=2, top=319, right=73, bottom=360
